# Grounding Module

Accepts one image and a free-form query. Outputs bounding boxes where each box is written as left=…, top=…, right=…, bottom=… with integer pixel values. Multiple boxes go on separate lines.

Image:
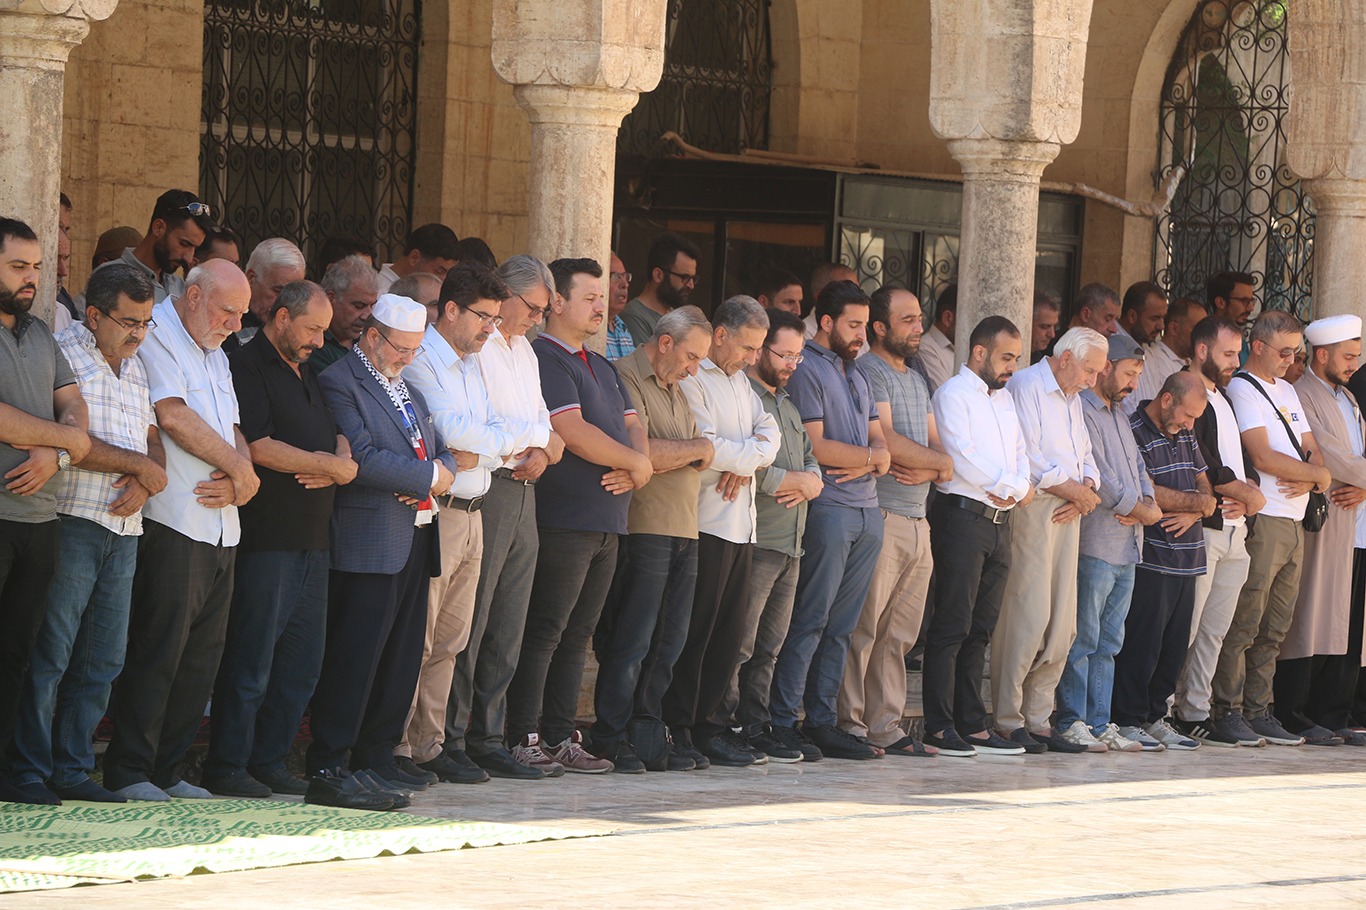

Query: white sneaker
left=1116, top=724, right=1166, bottom=752
left=1058, top=720, right=1108, bottom=753
left=1145, top=719, right=1200, bottom=751
left=1096, top=723, right=1143, bottom=753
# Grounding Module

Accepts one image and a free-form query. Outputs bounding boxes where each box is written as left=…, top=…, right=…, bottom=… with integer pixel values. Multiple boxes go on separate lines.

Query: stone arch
left=1116, top=0, right=1202, bottom=285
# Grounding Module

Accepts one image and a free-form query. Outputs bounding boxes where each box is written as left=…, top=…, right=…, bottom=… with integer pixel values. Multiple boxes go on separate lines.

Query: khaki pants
left=1212, top=515, right=1303, bottom=719
left=838, top=512, right=933, bottom=746
left=397, top=508, right=483, bottom=762
left=989, top=492, right=1081, bottom=733
left=1174, top=524, right=1250, bottom=721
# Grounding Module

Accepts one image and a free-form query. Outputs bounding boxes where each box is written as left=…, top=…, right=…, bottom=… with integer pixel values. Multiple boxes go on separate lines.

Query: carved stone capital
left=947, top=137, right=1062, bottom=180
left=0, top=4, right=93, bottom=70
left=2, top=0, right=117, bottom=21
left=490, top=0, right=666, bottom=93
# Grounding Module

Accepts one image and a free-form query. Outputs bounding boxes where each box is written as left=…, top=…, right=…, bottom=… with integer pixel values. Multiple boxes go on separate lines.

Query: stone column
left=1285, top=0, right=1366, bottom=321
left=0, top=0, right=116, bottom=322
left=491, top=0, right=667, bottom=331
left=928, top=0, right=1093, bottom=362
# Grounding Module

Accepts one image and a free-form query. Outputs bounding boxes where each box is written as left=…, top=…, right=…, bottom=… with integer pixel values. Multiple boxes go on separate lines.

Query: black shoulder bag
left=1233, top=371, right=1328, bottom=532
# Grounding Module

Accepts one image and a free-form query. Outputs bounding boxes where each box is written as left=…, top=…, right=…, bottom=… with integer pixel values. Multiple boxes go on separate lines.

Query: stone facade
left=15, top=0, right=1363, bottom=326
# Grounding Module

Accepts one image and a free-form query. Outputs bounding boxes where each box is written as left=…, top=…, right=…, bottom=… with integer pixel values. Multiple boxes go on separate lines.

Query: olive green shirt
left=616, top=347, right=700, bottom=538
left=750, top=376, right=819, bottom=557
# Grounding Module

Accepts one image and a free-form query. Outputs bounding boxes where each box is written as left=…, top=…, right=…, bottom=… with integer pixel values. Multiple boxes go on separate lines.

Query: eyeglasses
left=465, top=305, right=503, bottom=328
left=178, top=202, right=212, bottom=218
left=768, top=349, right=804, bottom=365
left=666, top=269, right=697, bottom=287
left=378, top=330, right=423, bottom=358
left=103, top=314, right=157, bottom=332
left=1228, top=295, right=1257, bottom=306
left=610, top=271, right=632, bottom=284
left=516, top=293, right=549, bottom=318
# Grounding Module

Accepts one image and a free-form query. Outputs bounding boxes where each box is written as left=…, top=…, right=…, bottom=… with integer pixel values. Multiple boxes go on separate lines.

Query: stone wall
left=61, top=0, right=204, bottom=289
left=413, top=0, right=531, bottom=262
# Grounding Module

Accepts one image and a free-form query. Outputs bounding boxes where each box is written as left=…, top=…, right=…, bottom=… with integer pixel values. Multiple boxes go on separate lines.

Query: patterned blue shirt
left=1130, top=404, right=1208, bottom=576
left=605, top=315, right=636, bottom=362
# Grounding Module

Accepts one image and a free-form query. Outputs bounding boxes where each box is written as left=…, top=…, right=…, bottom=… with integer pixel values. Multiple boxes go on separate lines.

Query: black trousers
left=1274, top=548, right=1366, bottom=733
left=104, top=520, right=235, bottom=790
left=664, top=535, right=754, bottom=742
left=507, top=528, right=618, bottom=747
left=306, top=525, right=433, bottom=773
left=0, top=517, right=59, bottom=764
left=922, top=503, right=1011, bottom=736
left=1111, top=568, right=1195, bottom=727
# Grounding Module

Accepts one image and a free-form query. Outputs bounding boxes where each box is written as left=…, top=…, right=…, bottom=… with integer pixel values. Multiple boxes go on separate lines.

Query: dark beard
left=1200, top=357, right=1229, bottom=389
left=0, top=285, right=32, bottom=316
left=152, top=236, right=176, bottom=274
left=882, top=333, right=919, bottom=360
left=976, top=364, right=1009, bottom=391
left=756, top=355, right=785, bottom=388
left=658, top=281, right=688, bottom=310
left=830, top=332, right=861, bottom=362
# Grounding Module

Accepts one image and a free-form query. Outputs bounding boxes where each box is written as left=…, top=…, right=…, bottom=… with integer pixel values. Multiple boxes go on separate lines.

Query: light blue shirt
left=140, top=299, right=241, bottom=546
left=404, top=325, right=515, bottom=499
left=1006, top=358, right=1100, bottom=491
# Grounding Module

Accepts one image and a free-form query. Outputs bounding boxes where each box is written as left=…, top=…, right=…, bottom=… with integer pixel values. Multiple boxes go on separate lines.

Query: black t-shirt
left=230, top=331, right=340, bottom=551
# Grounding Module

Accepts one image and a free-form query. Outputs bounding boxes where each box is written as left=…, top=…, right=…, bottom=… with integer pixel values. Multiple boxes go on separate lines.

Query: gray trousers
left=444, top=475, right=539, bottom=756
left=734, top=547, right=802, bottom=732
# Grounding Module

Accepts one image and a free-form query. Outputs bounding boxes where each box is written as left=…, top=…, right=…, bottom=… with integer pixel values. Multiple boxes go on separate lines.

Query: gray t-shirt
left=856, top=354, right=931, bottom=519
left=0, top=314, right=78, bottom=523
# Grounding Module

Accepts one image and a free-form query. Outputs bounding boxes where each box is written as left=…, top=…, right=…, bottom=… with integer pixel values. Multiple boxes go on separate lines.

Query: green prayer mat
left=0, top=799, right=593, bottom=893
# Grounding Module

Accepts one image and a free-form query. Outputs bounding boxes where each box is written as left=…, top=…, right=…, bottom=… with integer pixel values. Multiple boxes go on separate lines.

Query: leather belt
left=944, top=493, right=1010, bottom=525
left=440, top=493, right=484, bottom=512
left=492, top=467, right=535, bottom=486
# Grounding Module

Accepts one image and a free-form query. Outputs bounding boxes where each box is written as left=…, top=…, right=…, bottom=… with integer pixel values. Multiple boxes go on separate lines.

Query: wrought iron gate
left=618, top=0, right=773, bottom=157
left=199, top=0, right=420, bottom=267
left=1153, top=0, right=1312, bottom=320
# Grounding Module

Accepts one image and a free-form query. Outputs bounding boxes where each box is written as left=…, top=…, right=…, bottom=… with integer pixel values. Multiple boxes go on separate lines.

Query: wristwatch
left=56, top=448, right=70, bottom=471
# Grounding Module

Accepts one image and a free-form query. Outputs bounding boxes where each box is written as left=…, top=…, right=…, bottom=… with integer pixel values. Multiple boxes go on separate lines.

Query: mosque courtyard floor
left=7, top=742, right=1366, bottom=909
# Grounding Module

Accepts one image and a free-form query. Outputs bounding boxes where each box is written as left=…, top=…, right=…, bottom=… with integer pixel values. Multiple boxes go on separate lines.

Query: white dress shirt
left=1006, top=358, right=1099, bottom=491
left=475, top=327, right=552, bottom=469
left=404, top=325, right=515, bottom=499
left=920, top=325, right=954, bottom=390
left=931, top=365, right=1031, bottom=506
left=681, top=359, right=780, bottom=544
left=139, top=299, right=242, bottom=547
left=376, top=262, right=400, bottom=294
left=1126, top=339, right=1186, bottom=415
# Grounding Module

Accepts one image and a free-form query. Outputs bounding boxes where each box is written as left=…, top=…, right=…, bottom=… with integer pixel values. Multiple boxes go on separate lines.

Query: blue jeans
left=590, top=534, right=698, bottom=744
left=205, top=549, right=329, bottom=778
left=1056, top=554, right=1135, bottom=732
left=11, top=516, right=137, bottom=789
left=770, top=503, right=884, bottom=728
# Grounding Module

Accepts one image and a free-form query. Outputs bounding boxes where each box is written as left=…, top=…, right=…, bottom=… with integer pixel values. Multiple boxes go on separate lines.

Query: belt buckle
left=466, top=495, right=484, bottom=512
left=989, top=507, right=1007, bottom=525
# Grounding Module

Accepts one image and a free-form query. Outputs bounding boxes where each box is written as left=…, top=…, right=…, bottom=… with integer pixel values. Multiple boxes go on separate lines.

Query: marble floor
left=9, top=745, right=1366, bottom=909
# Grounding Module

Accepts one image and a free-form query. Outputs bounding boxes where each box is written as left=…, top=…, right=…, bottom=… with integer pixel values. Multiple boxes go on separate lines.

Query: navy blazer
left=319, top=351, right=457, bottom=575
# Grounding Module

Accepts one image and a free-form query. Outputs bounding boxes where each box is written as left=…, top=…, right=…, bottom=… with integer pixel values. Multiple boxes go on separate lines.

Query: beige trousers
left=396, top=508, right=483, bottom=763
left=989, top=492, right=1081, bottom=733
left=838, top=511, right=933, bottom=746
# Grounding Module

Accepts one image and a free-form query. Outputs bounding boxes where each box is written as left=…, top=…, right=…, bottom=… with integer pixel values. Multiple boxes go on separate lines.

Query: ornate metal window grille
left=199, top=0, right=419, bottom=266
left=618, top=0, right=773, bottom=157
left=1153, top=0, right=1312, bottom=320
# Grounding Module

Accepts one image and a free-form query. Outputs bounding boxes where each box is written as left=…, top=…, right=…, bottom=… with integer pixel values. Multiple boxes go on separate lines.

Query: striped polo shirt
left=1130, top=404, right=1208, bottom=576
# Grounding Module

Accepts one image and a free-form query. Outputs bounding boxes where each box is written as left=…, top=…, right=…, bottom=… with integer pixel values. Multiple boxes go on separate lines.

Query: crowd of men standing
left=1, top=187, right=1364, bottom=813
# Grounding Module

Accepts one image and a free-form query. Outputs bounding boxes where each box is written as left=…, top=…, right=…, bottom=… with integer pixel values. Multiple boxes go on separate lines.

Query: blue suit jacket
left=319, top=351, right=457, bottom=575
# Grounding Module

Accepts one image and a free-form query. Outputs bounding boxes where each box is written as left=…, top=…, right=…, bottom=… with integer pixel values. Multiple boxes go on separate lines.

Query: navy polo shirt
left=1130, top=403, right=1208, bottom=576
left=533, top=333, right=637, bottom=535
left=785, top=340, right=879, bottom=509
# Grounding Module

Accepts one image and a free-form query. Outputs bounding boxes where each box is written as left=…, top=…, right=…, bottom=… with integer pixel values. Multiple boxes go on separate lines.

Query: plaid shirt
left=605, top=315, right=636, bottom=362
left=54, top=323, right=155, bottom=536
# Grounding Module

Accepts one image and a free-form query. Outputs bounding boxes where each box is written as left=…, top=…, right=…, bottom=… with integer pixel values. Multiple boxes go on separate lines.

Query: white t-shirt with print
left=1227, top=372, right=1312, bottom=521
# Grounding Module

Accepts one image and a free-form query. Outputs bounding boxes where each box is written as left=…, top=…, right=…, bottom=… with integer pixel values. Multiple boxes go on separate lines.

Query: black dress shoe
left=699, top=731, right=757, bottom=767
left=305, top=769, right=396, bottom=811
left=394, top=756, right=440, bottom=786
left=802, top=724, right=879, bottom=760
left=250, top=766, right=309, bottom=796
left=471, top=746, right=546, bottom=780
left=670, top=741, right=706, bottom=770
left=353, top=770, right=412, bottom=808
left=418, top=750, right=489, bottom=784
left=202, top=769, right=272, bottom=798
left=597, top=741, right=646, bottom=774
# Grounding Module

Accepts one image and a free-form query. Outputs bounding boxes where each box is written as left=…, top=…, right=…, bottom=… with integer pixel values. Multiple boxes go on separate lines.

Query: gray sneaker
left=1247, top=713, right=1304, bottom=746
left=1213, top=711, right=1266, bottom=747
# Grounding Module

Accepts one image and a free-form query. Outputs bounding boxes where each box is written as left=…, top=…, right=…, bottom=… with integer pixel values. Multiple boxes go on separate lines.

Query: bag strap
left=1233, top=371, right=1308, bottom=463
